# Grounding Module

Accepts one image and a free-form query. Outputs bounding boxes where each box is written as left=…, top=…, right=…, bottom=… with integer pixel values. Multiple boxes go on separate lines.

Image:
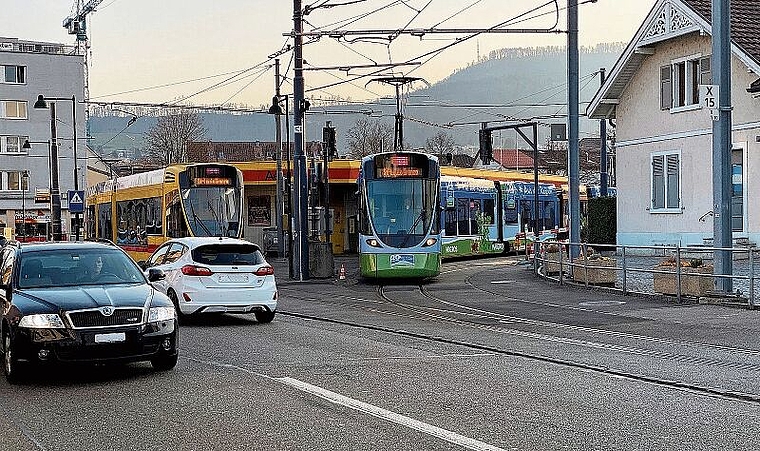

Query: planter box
left=572, top=257, right=617, bottom=285
left=544, top=251, right=567, bottom=274
left=653, top=265, right=713, bottom=296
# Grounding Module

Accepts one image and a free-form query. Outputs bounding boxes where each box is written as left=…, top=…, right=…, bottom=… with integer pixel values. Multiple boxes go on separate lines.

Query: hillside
left=88, top=43, right=625, bottom=158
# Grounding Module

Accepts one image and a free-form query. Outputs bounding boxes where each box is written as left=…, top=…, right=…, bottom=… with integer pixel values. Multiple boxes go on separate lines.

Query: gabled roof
left=492, top=148, right=536, bottom=169
left=588, top=0, right=760, bottom=119
left=187, top=141, right=323, bottom=163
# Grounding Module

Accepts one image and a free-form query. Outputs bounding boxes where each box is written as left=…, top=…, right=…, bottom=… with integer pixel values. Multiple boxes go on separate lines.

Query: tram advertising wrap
left=358, top=152, right=442, bottom=278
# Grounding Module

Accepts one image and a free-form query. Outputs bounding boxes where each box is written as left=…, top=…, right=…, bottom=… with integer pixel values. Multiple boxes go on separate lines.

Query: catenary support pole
left=712, top=0, right=732, bottom=293
left=274, top=59, right=285, bottom=257
left=568, top=0, right=581, bottom=259
left=599, top=68, right=608, bottom=197
left=293, top=0, right=309, bottom=280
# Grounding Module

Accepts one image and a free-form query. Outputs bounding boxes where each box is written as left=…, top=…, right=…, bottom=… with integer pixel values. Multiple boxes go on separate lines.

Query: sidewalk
left=269, top=253, right=359, bottom=285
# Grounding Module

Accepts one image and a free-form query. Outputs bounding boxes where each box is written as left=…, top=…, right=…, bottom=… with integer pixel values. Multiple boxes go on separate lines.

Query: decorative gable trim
left=641, top=3, right=700, bottom=45
left=588, top=0, right=760, bottom=120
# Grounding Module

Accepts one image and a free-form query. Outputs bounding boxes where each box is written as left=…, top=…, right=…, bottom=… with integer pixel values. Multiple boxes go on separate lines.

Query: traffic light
left=322, top=123, right=337, bottom=161
left=478, top=129, right=493, bottom=165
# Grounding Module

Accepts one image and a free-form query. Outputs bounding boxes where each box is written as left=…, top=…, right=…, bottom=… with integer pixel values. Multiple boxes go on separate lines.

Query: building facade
left=0, top=37, right=86, bottom=240
left=588, top=0, right=760, bottom=247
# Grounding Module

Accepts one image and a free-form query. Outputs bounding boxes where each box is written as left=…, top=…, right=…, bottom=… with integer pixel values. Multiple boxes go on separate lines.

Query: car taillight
left=254, top=266, right=274, bottom=276
left=181, top=265, right=213, bottom=276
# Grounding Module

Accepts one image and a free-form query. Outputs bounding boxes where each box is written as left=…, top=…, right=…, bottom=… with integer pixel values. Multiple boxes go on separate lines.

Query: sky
left=5, top=0, right=656, bottom=108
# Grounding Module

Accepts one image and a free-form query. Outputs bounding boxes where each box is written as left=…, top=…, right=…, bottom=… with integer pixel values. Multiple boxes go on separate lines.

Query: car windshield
left=18, top=248, right=146, bottom=288
left=191, top=244, right=264, bottom=266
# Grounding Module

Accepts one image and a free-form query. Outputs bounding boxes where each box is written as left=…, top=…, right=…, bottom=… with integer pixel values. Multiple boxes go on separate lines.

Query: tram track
left=278, top=280, right=760, bottom=405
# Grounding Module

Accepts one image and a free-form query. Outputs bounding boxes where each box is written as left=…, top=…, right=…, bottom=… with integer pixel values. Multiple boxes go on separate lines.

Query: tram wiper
left=189, top=200, right=213, bottom=236
left=207, top=200, right=225, bottom=237
left=400, top=210, right=425, bottom=247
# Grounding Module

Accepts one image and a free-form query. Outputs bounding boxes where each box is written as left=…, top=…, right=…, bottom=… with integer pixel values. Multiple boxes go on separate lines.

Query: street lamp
left=34, top=94, right=81, bottom=241
left=22, top=140, right=52, bottom=241
left=269, top=94, right=293, bottom=278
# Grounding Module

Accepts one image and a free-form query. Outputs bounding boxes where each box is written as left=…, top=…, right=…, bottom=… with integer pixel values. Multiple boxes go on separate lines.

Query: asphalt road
left=2, top=256, right=760, bottom=450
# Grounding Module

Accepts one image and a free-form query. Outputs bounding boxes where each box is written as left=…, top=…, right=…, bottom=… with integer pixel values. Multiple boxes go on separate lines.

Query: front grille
left=67, top=308, right=144, bottom=328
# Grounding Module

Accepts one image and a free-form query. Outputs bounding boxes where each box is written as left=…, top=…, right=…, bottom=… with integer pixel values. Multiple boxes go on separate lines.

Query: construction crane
left=62, top=0, right=105, bottom=43
left=62, top=0, right=105, bottom=137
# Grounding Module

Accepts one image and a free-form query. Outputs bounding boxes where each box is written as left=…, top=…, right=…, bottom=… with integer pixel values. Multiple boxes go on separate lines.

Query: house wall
left=615, top=33, right=760, bottom=246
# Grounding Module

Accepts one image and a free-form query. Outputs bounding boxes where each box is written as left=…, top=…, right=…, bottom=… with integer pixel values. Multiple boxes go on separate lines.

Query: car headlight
left=19, top=314, right=65, bottom=329
left=148, top=306, right=176, bottom=323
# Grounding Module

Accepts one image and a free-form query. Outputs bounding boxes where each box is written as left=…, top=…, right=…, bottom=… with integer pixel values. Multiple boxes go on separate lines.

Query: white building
left=0, top=37, right=86, bottom=239
left=588, top=0, right=760, bottom=247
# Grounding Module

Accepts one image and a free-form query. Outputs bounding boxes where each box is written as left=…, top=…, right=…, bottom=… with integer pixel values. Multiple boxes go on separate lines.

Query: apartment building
left=0, top=37, right=85, bottom=240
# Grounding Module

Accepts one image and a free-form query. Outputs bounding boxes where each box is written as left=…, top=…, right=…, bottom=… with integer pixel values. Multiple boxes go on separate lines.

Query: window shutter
left=652, top=155, right=665, bottom=209
left=700, top=56, right=712, bottom=85
left=666, top=154, right=680, bottom=209
left=661, top=66, right=672, bottom=110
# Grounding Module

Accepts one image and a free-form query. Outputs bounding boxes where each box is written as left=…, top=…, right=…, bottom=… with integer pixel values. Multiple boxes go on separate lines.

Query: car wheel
left=150, top=353, right=178, bottom=371
left=3, top=330, right=24, bottom=385
left=255, top=310, right=276, bottom=324
left=168, top=290, right=185, bottom=319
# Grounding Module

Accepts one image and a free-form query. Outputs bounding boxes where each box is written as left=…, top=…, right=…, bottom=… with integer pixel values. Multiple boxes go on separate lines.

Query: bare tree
left=346, top=118, right=394, bottom=158
left=144, top=111, right=207, bottom=165
left=425, top=131, right=455, bottom=157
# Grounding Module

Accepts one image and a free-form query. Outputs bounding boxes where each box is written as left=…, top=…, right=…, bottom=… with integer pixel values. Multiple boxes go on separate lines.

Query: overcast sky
left=5, top=0, right=655, bottom=107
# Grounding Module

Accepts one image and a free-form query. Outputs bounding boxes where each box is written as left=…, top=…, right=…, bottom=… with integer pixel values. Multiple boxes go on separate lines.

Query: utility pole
left=274, top=59, right=285, bottom=257
left=568, top=0, right=581, bottom=258
left=712, top=0, right=732, bottom=293
left=599, top=68, right=608, bottom=197
left=293, top=0, right=309, bottom=280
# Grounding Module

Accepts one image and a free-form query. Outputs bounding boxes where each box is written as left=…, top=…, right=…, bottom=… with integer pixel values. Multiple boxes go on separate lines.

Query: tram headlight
left=366, top=239, right=382, bottom=248
left=423, top=238, right=437, bottom=247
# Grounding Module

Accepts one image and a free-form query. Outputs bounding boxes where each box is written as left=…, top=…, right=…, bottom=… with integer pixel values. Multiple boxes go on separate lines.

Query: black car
left=0, top=241, right=178, bottom=384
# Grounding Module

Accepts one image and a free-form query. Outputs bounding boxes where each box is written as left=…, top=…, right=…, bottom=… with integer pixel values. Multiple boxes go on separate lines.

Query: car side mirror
left=137, top=260, right=148, bottom=270
left=147, top=268, right=166, bottom=282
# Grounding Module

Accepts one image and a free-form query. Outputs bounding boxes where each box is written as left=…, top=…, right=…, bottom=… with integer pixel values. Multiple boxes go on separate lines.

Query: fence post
left=621, top=245, right=627, bottom=295
left=533, top=241, right=539, bottom=274
left=750, top=246, right=755, bottom=308
left=676, top=245, right=682, bottom=304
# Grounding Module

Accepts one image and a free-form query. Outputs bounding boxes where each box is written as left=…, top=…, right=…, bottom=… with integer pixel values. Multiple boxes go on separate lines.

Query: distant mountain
left=88, top=43, right=625, bottom=158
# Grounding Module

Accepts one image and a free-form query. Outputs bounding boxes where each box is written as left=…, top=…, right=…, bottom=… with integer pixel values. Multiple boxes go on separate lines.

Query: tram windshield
left=182, top=186, right=241, bottom=237
left=367, top=178, right=437, bottom=248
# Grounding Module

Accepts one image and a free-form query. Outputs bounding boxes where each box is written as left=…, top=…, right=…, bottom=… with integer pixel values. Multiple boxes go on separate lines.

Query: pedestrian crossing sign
left=68, top=190, right=85, bottom=213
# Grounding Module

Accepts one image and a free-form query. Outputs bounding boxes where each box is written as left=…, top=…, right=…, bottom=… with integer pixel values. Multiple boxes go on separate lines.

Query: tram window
left=504, top=206, right=518, bottom=225
left=470, top=199, right=481, bottom=234
left=166, top=193, right=190, bottom=238
left=483, top=199, right=495, bottom=225
left=444, top=208, right=457, bottom=236
left=456, top=198, right=470, bottom=235
left=97, top=203, right=112, bottom=241
left=116, top=197, right=162, bottom=245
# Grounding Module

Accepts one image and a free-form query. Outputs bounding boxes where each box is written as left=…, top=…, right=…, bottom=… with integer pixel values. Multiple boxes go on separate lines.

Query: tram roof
left=440, top=167, right=566, bottom=187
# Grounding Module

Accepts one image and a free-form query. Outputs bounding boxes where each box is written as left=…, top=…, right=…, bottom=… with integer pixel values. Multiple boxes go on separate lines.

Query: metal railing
left=532, top=241, right=757, bottom=308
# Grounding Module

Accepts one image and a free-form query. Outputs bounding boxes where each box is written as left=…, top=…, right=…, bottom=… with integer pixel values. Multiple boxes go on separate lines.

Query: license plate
left=218, top=274, right=249, bottom=283
left=94, top=332, right=126, bottom=343
left=390, top=254, right=415, bottom=267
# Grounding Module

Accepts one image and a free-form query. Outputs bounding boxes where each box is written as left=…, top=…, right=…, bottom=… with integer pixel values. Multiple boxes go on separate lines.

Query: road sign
left=67, top=190, right=85, bottom=213
left=699, top=84, right=719, bottom=121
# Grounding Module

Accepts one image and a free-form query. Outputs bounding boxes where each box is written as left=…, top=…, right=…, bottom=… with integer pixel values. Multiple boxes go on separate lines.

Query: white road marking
left=490, top=280, right=516, bottom=284
left=275, top=377, right=507, bottom=451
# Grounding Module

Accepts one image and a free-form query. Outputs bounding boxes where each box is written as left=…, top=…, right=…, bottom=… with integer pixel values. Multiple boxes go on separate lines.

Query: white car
left=140, top=237, right=277, bottom=322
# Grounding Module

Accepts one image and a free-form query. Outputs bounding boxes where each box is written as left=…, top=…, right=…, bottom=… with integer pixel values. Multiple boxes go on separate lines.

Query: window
left=651, top=153, right=680, bottom=211
left=1, top=100, right=27, bottom=119
left=4, top=136, right=26, bottom=153
left=163, top=243, right=187, bottom=264
left=1, top=171, right=29, bottom=191
left=2, top=65, right=26, bottom=84
left=661, top=56, right=711, bottom=110
left=97, top=203, right=112, bottom=241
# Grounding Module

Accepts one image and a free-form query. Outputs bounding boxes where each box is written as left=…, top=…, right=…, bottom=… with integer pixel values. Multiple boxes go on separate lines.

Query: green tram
left=357, top=152, right=442, bottom=278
